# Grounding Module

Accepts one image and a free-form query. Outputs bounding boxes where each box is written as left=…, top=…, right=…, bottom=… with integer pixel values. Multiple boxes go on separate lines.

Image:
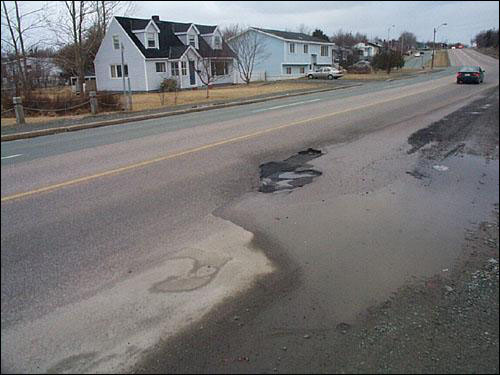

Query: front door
left=311, top=54, right=317, bottom=71
left=189, top=60, right=196, bottom=85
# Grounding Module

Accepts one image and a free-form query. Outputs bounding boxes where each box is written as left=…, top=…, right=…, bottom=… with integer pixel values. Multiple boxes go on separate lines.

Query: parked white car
left=307, top=67, right=343, bottom=80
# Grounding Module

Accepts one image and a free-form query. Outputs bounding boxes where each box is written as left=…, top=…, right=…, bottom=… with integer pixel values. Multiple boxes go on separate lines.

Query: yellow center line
left=1, top=80, right=452, bottom=203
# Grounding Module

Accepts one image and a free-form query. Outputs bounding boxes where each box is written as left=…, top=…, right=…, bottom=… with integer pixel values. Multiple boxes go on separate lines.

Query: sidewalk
left=1, top=81, right=360, bottom=141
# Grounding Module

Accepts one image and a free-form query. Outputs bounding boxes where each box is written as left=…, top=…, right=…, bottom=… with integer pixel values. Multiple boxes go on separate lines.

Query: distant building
left=1, top=57, right=65, bottom=89
left=228, top=27, right=336, bottom=80
left=353, top=42, right=382, bottom=60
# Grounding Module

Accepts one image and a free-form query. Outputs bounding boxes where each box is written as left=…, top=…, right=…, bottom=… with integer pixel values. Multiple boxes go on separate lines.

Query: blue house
left=229, top=27, right=335, bottom=81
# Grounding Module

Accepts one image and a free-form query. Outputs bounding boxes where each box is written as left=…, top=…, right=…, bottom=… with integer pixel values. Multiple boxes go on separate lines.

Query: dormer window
left=189, top=35, right=196, bottom=47
left=214, top=36, right=221, bottom=49
left=147, top=33, right=156, bottom=48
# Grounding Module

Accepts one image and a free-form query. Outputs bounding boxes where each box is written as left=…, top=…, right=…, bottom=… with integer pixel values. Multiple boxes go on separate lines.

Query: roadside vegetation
left=425, top=50, right=450, bottom=68
left=0, top=81, right=326, bottom=127
left=474, top=28, right=499, bottom=59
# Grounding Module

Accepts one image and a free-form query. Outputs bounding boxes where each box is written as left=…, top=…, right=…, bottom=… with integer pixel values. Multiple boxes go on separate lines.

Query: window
left=147, top=33, right=156, bottom=48
left=214, top=36, right=221, bottom=49
left=300, top=67, right=305, bottom=74
left=112, top=35, right=120, bottom=50
left=289, top=43, right=295, bottom=53
left=211, top=61, right=228, bottom=76
left=189, top=35, right=196, bottom=47
left=285, top=67, right=292, bottom=74
left=304, top=44, right=308, bottom=54
left=181, top=61, right=187, bottom=75
left=110, top=64, right=128, bottom=78
left=321, top=46, right=329, bottom=56
left=156, top=62, right=166, bottom=72
left=171, top=62, right=179, bottom=76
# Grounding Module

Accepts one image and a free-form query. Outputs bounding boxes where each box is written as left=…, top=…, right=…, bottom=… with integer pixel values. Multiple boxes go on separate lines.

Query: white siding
left=145, top=60, right=169, bottom=91
left=94, top=18, right=147, bottom=91
left=95, top=18, right=235, bottom=91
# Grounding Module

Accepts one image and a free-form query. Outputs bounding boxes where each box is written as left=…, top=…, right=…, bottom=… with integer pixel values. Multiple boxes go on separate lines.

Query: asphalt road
left=404, top=50, right=433, bottom=69
left=1, top=48, right=498, bottom=373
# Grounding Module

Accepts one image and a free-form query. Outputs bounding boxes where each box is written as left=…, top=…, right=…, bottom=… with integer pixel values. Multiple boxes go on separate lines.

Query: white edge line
left=1, top=154, right=23, bottom=160
left=253, top=98, right=322, bottom=113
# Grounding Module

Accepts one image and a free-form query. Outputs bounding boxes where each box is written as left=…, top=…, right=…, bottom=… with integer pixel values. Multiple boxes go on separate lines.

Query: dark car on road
left=456, top=66, right=485, bottom=84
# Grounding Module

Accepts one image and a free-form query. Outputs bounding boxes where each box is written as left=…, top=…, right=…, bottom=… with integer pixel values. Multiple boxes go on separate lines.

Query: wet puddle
left=259, top=148, right=323, bottom=193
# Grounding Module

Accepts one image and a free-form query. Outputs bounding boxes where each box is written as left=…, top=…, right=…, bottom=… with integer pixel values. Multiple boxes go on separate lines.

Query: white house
left=94, top=15, right=236, bottom=92
left=228, top=28, right=336, bottom=81
left=353, top=42, right=382, bottom=59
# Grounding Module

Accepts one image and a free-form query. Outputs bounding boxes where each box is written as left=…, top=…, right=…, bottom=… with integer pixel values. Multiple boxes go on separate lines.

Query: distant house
left=332, top=46, right=354, bottom=66
left=228, top=27, right=336, bottom=81
left=94, top=15, right=236, bottom=92
left=1, top=57, right=65, bottom=89
left=353, top=42, right=382, bottom=60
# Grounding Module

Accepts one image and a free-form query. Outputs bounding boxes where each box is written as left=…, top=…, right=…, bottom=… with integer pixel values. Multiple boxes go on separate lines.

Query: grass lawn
left=131, top=81, right=326, bottom=111
left=1, top=80, right=326, bottom=128
left=425, top=50, right=450, bottom=68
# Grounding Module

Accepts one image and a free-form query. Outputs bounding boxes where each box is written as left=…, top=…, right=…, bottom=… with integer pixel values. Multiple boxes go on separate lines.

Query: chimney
left=152, top=15, right=159, bottom=22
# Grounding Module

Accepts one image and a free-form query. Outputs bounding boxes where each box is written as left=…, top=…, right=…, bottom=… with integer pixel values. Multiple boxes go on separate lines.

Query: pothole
left=259, top=148, right=323, bottom=193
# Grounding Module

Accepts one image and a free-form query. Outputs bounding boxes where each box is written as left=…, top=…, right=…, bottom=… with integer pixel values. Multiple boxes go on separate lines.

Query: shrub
left=159, top=78, right=178, bottom=92
left=347, top=65, right=372, bottom=74
left=96, top=91, right=123, bottom=112
left=372, top=50, right=404, bottom=73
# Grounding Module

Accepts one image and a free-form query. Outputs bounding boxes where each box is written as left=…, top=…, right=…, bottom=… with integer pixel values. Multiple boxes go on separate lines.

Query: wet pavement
left=134, top=82, right=499, bottom=374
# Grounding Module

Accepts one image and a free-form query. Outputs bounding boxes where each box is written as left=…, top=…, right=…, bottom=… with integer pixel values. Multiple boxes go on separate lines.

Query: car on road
left=307, top=67, right=343, bottom=80
left=456, top=66, right=485, bottom=84
left=414, top=52, right=421, bottom=57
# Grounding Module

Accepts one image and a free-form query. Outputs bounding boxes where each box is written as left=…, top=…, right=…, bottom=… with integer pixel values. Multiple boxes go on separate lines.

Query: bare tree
left=398, top=31, right=417, bottom=53
left=47, top=1, right=133, bottom=94
left=228, top=29, right=270, bottom=85
left=220, top=23, right=242, bottom=41
left=92, top=1, right=135, bottom=48
left=195, top=55, right=233, bottom=98
left=296, top=23, right=311, bottom=35
left=1, top=0, right=44, bottom=92
left=44, top=1, right=95, bottom=93
left=331, top=29, right=368, bottom=48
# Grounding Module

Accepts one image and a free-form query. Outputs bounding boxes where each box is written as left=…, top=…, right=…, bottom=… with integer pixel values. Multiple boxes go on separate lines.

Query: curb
left=1, top=84, right=361, bottom=142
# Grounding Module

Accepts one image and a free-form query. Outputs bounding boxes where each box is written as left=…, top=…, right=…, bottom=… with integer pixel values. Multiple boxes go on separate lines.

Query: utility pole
left=431, top=23, right=447, bottom=70
left=387, top=24, right=395, bottom=49
left=120, top=43, right=129, bottom=110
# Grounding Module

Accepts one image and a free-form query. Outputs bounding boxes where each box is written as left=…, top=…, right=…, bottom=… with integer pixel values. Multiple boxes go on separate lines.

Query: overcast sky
left=3, top=1, right=499, bottom=48
left=131, top=1, right=499, bottom=44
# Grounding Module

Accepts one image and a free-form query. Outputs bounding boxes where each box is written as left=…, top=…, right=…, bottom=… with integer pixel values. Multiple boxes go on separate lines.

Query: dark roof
left=114, top=16, right=232, bottom=59
left=252, top=28, right=332, bottom=43
left=196, top=24, right=217, bottom=34
left=198, top=36, right=236, bottom=58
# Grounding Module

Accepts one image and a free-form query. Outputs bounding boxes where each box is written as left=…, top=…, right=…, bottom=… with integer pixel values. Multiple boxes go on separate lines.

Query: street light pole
left=387, top=24, right=395, bottom=48
left=431, top=23, right=447, bottom=70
